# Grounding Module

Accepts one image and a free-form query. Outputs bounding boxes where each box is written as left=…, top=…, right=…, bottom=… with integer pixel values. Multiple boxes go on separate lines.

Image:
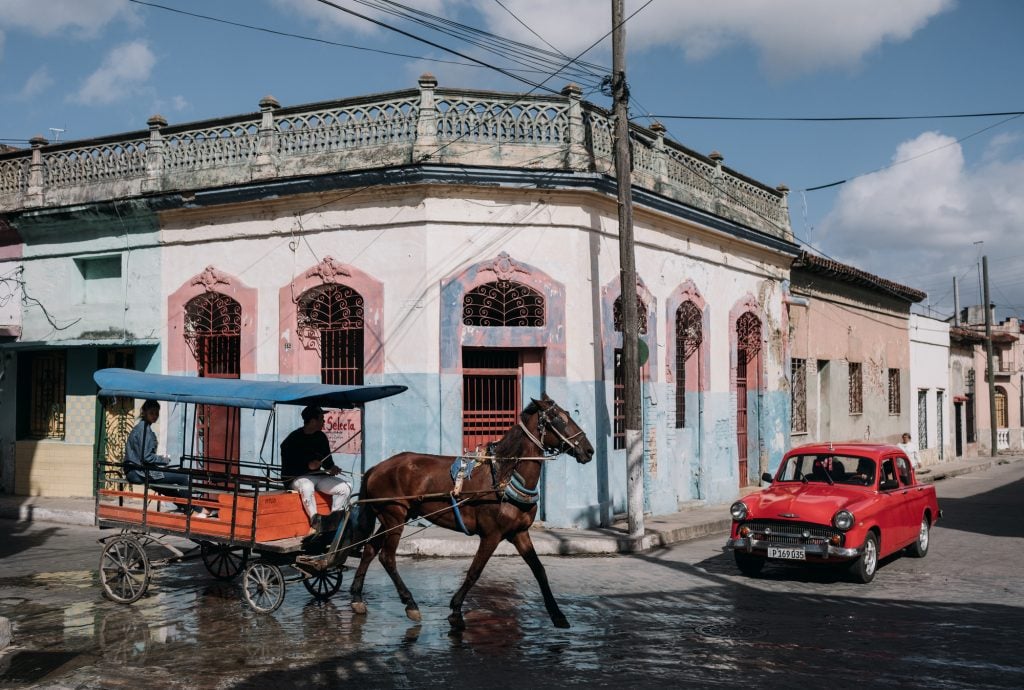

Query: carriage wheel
left=99, top=535, right=151, bottom=604
left=201, top=542, right=250, bottom=581
left=301, top=567, right=344, bottom=600
left=242, top=561, right=286, bottom=614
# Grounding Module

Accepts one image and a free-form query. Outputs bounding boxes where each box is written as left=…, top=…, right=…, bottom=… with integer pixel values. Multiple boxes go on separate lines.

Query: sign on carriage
left=324, top=409, right=361, bottom=453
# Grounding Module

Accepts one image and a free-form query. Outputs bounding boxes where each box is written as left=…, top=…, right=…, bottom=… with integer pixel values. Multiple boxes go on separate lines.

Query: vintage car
left=725, top=443, right=942, bottom=583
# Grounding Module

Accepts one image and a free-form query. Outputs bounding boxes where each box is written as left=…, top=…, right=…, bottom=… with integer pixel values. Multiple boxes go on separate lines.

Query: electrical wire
left=644, top=110, right=1024, bottom=122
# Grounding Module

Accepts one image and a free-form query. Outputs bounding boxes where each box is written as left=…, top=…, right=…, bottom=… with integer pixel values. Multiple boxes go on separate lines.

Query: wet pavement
left=1, top=461, right=1023, bottom=688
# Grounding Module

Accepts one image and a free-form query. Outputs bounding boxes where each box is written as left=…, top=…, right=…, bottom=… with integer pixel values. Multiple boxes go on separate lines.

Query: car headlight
left=833, top=510, right=855, bottom=531
left=730, top=501, right=749, bottom=521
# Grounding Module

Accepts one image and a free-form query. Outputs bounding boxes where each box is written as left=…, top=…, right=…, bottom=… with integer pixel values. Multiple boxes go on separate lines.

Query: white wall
left=909, top=314, right=951, bottom=465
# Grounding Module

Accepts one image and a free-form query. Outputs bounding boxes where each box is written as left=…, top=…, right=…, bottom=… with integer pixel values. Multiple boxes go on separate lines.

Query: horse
left=347, top=394, right=594, bottom=630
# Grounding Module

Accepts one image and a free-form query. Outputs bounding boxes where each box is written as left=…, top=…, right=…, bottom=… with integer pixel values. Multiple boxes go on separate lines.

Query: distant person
left=124, top=399, right=213, bottom=517
left=897, top=432, right=921, bottom=469
left=281, top=406, right=352, bottom=534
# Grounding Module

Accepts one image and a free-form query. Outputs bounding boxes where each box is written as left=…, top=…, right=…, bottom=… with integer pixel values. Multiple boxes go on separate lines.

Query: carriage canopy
left=93, top=368, right=406, bottom=410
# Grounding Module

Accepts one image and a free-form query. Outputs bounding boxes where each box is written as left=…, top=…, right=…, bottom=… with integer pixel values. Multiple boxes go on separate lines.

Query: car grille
left=742, top=520, right=843, bottom=546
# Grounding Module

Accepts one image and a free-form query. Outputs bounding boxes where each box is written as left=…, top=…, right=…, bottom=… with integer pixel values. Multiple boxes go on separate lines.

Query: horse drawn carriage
left=94, top=368, right=595, bottom=628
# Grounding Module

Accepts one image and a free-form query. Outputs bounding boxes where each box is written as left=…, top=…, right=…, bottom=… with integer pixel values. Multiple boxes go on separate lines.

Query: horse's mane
left=489, top=399, right=541, bottom=459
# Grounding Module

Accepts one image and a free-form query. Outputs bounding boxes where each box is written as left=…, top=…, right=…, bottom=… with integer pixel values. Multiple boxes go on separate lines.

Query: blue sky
left=2, top=0, right=1023, bottom=320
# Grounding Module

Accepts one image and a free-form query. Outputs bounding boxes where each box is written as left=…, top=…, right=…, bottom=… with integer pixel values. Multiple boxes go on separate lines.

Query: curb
left=0, top=503, right=95, bottom=527
left=0, top=617, right=10, bottom=650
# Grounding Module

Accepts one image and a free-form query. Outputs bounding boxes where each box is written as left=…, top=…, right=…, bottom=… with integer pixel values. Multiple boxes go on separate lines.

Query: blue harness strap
left=450, top=495, right=472, bottom=535
left=449, top=456, right=477, bottom=482
left=503, top=470, right=540, bottom=506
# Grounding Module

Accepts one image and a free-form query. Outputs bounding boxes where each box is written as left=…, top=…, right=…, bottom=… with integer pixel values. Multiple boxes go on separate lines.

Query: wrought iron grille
left=297, top=284, right=365, bottom=385
left=995, top=386, right=1009, bottom=428
left=791, top=358, right=807, bottom=433
left=848, top=362, right=863, bottom=415
left=462, top=349, right=520, bottom=451
left=613, top=349, right=625, bottom=449
left=185, top=292, right=241, bottom=377
left=29, top=352, right=66, bottom=439
left=613, top=295, right=648, bottom=334
left=937, top=390, right=945, bottom=461
left=888, top=368, right=901, bottom=415
left=675, top=301, right=702, bottom=428
left=736, top=312, right=762, bottom=357
left=918, top=389, right=929, bottom=449
left=463, top=280, right=544, bottom=327
left=966, top=393, right=976, bottom=443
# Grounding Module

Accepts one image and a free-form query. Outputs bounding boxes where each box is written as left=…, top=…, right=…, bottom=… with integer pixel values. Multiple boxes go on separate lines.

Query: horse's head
left=523, top=394, right=595, bottom=464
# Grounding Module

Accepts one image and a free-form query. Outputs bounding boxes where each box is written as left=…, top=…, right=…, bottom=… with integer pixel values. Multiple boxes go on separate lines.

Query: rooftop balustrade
left=0, top=76, right=791, bottom=240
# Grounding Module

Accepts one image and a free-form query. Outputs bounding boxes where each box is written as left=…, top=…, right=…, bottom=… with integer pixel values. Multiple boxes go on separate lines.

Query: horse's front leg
left=509, top=530, right=570, bottom=628
left=349, top=527, right=384, bottom=615
left=448, top=534, right=502, bottom=631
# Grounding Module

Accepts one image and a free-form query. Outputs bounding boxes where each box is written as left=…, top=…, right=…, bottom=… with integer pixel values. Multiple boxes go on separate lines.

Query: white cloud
left=818, top=131, right=1024, bottom=309
left=470, top=0, right=954, bottom=78
left=269, top=0, right=457, bottom=35
left=71, top=41, right=156, bottom=105
left=15, top=65, right=54, bottom=100
left=0, top=0, right=136, bottom=37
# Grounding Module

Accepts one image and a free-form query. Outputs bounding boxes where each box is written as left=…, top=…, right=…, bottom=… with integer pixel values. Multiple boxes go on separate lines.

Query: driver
left=281, top=406, right=352, bottom=535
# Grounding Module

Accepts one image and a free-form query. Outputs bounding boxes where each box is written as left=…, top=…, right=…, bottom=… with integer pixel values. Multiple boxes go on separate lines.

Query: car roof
left=785, top=442, right=902, bottom=460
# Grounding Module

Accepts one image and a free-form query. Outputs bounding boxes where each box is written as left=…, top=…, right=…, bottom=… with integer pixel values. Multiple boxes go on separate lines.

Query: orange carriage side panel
left=216, top=491, right=330, bottom=541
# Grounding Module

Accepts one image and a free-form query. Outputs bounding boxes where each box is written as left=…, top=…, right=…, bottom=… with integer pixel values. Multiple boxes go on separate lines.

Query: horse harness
left=448, top=400, right=584, bottom=534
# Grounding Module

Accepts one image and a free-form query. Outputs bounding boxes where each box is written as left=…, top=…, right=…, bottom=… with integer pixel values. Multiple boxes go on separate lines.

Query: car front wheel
left=734, top=552, right=765, bottom=577
left=908, top=517, right=930, bottom=558
left=849, top=532, right=879, bottom=584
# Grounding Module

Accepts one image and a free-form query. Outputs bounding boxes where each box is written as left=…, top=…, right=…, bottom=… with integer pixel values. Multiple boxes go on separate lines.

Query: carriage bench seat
left=212, top=490, right=332, bottom=542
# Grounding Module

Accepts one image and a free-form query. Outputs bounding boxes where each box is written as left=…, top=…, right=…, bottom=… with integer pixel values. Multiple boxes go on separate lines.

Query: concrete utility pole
left=982, top=256, right=998, bottom=457
left=611, top=0, right=644, bottom=540
left=953, top=276, right=960, bottom=327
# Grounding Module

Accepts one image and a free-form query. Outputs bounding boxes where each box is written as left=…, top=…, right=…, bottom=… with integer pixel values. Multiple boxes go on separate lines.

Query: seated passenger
left=853, top=458, right=875, bottom=486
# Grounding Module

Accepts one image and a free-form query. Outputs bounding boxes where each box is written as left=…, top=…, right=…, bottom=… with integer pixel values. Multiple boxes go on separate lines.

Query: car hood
left=744, top=483, right=866, bottom=522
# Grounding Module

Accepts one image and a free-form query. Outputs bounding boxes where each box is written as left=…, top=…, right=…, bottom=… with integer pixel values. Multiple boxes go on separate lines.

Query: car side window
left=895, top=457, right=912, bottom=486
left=880, top=459, right=897, bottom=489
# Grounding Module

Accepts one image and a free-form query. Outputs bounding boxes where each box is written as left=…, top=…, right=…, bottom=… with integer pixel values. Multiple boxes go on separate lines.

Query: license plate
left=768, top=546, right=806, bottom=560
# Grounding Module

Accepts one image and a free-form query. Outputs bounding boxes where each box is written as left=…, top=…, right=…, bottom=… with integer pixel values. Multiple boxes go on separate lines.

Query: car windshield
left=777, top=454, right=876, bottom=486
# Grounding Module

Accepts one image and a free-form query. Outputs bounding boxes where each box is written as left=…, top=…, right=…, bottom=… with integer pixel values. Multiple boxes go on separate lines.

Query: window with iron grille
left=848, top=362, right=863, bottom=414
left=791, top=358, right=807, bottom=433
left=675, top=301, right=702, bottom=428
left=462, top=349, right=520, bottom=452
left=937, top=390, right=945, bottom=461
left=918, top=389, right=928, bottom=449
left=29, top=351, right=66, bottom=439
left=463, top=281, right=544, bottom=327
left=888, top=368, right=901, bottom=415
left=613, top=348, right=625, bottom=449
left=613, top=295, right=648, bottom=334
left=185, top=292, right=241, bottom=377
left=995, top=386, right=1009, bottom=428
left=298, top=284, right=365, bottom=385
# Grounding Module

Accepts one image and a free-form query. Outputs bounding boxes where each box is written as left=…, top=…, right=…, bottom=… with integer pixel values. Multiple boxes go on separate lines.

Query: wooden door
left=736, top=349, right=749, bottom=487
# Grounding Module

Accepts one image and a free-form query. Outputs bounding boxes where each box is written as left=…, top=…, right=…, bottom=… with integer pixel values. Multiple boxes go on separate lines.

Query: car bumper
left=726, top=536, right=861, bottom=560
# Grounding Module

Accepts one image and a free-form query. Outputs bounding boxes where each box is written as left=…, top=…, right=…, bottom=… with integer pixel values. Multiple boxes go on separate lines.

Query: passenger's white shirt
left=898, top=441, right=920, bottom=468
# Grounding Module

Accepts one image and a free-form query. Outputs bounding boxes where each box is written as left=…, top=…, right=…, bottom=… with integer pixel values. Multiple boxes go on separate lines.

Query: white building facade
left=908, top=314, right=951, bottom=466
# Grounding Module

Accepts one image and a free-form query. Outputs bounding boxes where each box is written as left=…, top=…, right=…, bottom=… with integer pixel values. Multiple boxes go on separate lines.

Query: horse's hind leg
left=375, top=525, right=423, bottom=622
left=349, top=527, right=384, bottom=615
left=448, top=534, right=502, bottom=631
left=510, top=530, right=570, bottom=628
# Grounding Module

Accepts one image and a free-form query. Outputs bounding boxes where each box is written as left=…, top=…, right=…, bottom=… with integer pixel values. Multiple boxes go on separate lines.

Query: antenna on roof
left=48, top=127, right=65, bottom=142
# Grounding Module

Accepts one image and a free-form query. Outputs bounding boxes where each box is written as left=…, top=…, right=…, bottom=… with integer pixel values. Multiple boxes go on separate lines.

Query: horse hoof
left=406, top=606, right=421, bottom=623
left=351, top=601, right=367, bottom=615
left=447, top=612, right=465, bottom=631
left=553, top=615, right=571, bottom=629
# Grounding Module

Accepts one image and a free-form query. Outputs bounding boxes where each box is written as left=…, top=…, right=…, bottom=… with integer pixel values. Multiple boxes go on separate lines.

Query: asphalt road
left=1, top=460, right=1022, bottom=689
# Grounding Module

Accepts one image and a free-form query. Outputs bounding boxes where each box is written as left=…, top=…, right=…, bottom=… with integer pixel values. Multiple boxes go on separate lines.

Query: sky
left=2, top=0, right=1023, bottom=322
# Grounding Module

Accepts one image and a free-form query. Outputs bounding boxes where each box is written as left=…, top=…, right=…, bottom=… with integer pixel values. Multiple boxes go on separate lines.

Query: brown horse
left=347, top=394, right=594, bottom=629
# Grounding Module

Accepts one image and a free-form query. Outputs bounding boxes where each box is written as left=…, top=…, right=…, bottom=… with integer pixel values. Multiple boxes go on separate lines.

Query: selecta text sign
left=324, top=409, right=361, bottom=454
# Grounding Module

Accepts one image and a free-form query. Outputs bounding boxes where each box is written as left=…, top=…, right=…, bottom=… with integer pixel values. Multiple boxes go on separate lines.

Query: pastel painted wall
left=909, top=315, right=951, bottom=465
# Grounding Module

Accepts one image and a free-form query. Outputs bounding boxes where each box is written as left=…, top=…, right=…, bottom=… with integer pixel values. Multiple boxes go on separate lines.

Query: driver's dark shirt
left=280, top=428, right=334, bottom=481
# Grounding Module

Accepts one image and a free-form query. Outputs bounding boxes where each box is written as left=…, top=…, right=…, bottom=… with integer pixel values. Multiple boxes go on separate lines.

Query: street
left=2, top=460, right=1023, bottom=689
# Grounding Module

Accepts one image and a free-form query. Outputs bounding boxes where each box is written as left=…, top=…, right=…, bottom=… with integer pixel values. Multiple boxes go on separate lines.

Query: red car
left=725, top=442, right=942, bottom=583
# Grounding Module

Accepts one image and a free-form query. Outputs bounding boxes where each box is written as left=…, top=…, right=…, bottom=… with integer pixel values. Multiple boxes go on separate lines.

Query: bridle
left=517, top=400, right=587, bottom=458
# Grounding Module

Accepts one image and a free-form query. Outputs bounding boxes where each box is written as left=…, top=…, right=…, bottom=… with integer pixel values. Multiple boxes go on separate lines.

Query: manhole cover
left=0, top=650, right=81, bottom=684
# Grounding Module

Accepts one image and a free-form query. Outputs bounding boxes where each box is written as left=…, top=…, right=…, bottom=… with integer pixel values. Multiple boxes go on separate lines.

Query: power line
left=644, top=110, right=1024, bottom=122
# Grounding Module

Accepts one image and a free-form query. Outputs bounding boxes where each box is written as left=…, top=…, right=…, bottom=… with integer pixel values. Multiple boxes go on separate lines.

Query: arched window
left=995, top=386, right=1009, bottom=428
left=613, top=295, right=648, bottom=334
left=735, top=311, right=762, bottom=488
left=675, top=301, right=702, bottom=428
left=297, top=284, right=365, bottom=385
left=463, top=280, right=545, bottom=327
left=185, top=292, right=241, bottom=377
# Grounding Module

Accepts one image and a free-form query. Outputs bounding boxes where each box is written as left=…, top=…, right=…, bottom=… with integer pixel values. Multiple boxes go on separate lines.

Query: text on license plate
left=768, top=546, right=806, bottom=560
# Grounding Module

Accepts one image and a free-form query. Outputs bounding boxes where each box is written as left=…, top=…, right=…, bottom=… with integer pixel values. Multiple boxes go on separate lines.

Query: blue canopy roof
left=94, top=369, right=406, bottom=410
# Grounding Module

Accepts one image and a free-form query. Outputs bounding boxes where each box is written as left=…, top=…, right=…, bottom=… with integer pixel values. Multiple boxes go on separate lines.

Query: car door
left=877, top=456, right=914, bottom=551
left=893, top=455, right=919, bottom=547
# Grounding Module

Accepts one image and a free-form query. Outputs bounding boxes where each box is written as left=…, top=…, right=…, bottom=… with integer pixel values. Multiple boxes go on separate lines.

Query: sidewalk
left=2, top=453, right=1020, bottom=557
